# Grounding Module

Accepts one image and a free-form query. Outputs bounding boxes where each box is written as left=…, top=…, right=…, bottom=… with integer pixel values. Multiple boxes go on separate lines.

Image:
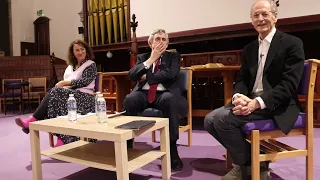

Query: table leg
left=114, top=141, right=129, bottom=180
left=160, top=126, right=171, bottom=180
left=222, top=72, right=235, bottom=104
left=114, top=76, right=131, bottom=112
left=30, top=129, right=43, bottom=180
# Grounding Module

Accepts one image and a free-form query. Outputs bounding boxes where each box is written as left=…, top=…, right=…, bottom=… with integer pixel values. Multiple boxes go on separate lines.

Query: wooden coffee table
left=29, top=115, right=171, bottom=180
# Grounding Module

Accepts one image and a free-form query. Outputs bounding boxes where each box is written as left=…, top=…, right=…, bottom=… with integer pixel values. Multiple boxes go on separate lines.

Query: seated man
left=123, top=29, right=187, bottom=171
left=204, top=0, right=305, bottom=180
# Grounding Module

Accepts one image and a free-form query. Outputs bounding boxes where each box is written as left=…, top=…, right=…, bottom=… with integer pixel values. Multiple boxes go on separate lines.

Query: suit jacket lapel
left=263, top=31, right=281, bottom=73
left=159, top=51, right=168, bottom=70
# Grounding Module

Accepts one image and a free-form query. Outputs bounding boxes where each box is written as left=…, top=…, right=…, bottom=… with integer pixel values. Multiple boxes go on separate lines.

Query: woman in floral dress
left=15, top=39, right=97, bottom=146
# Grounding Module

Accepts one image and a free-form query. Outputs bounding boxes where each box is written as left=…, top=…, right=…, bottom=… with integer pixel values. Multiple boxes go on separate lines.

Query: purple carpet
left=0, top=112, right=319, bottom=180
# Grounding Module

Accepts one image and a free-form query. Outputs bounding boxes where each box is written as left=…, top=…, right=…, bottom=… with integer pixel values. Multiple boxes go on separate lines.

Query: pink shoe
left=54, top=137, right=65, bottom=147
left=15, top=116, right=37, bottom=134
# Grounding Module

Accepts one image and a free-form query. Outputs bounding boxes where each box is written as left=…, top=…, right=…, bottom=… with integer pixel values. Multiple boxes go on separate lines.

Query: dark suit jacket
left=129, top=51, right=182, bottom=97
left=234, top=30, right=305, bottom=134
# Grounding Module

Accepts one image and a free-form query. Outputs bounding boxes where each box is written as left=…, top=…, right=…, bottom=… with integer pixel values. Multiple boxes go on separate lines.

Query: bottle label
left=67, top=103, right=77, bottom=109
left=97, top=104, right=106, bottom=111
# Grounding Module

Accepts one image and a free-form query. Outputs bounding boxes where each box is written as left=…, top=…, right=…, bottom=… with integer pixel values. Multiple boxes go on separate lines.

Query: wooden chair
left=139, top=68, right=193, bottom=146
left=101, top=75, right=117, bottom=114
left=0, top=79, right=23, bottom=113
left=23, top=77, right=47, bottom=105
left=225, top=59, right=318, bottom=179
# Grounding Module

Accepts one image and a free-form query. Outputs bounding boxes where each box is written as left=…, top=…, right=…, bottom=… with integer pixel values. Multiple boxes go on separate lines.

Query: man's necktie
left=147, top=59, right=160, bottom=103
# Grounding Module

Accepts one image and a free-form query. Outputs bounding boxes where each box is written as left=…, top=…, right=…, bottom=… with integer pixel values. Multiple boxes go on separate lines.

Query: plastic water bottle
left=67, top=94, right=77, bottom=122
left=96, top=94, right=107, bottom=123
left=95, top=91, right=101, bottom=114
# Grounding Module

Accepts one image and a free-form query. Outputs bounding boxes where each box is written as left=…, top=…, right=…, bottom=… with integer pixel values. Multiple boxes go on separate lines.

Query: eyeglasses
left=251, top=11, right=274, bottom=19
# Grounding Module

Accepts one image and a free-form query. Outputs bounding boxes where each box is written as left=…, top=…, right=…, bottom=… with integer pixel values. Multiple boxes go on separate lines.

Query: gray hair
left=251, top=0, right=278, bottom=14
left=148, top=29, right=169, bottom=44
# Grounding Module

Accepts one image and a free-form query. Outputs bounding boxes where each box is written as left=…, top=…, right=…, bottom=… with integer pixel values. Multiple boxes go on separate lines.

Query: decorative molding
left=136, top=14, right=320, bottom=47
left=90, top=14, right=320, bottom=52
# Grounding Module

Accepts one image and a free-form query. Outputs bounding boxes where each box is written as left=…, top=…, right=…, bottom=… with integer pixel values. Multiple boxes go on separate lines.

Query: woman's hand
left=55, top=81, right=66, bottom=88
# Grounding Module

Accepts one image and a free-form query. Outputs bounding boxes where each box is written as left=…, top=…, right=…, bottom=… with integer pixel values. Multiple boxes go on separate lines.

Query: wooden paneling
left=181, top=50, right=242, bottom=67
left=0, top=55, right=66, bottom=87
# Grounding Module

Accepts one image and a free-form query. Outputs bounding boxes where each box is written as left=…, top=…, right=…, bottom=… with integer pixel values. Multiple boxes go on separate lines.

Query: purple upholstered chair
left=94, top=72, right=102, bottom=93
left=0, top=79, right=23, bottom=114
left=226, top=60, right=319, bottom=179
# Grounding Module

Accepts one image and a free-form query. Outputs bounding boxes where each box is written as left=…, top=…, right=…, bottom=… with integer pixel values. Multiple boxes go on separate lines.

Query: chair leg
left=307, top=153, right=314, bottom=180
left=226, top=151, right=233, bottom=168
left=307, top=133, right=314, bottom=180
left=187, top=128, right=192, bottom=147
left=4, top=98, right=6, bottom=115
left=251, top=130, right=260, bottom=180
left=49, top=133, right=54, bottom=147
left=152, top=131, right=156, bottom=142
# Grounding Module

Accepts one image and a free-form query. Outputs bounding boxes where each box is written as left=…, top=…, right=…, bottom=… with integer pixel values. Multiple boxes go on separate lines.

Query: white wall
left=11, top=0, right=320, bottom=57
left=11, top=0, right=35, bottom=56
left=11, top=0, right=83, bottom=58
left=33, top=0, right=83, bottom=59
left=130, top=0, right=320, bottom=37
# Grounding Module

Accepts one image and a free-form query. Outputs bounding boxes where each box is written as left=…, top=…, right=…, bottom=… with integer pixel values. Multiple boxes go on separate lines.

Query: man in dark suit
left=204, top=1, right=305, bottom=179
left=123, top=29, right=187, bottom=171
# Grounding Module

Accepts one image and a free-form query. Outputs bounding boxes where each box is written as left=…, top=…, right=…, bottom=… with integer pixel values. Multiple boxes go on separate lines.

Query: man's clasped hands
left=232, top=94, right=261, bottom=116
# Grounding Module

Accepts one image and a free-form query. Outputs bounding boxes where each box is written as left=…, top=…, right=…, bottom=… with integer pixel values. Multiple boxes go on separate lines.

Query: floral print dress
left=43, top=62, right=97, bottom=144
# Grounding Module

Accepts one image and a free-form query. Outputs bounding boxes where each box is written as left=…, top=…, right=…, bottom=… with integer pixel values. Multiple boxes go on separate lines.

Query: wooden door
left=34, top=16, right=50, bottom=55
left=0, top=0, right=10, bottom=56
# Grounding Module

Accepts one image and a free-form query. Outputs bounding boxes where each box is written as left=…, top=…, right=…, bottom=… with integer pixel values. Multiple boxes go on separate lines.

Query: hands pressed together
left=232, top=94, right=261, bottom=116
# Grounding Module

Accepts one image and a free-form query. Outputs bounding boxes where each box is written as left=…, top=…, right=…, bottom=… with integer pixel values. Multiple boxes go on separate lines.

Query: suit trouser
left=123, top=90, right=181, bottom=141
left=204, top=104, right=271, bottom=166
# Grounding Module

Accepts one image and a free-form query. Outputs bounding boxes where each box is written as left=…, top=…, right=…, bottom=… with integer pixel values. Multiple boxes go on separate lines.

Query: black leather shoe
left=171, top=155, right=183, bottom=171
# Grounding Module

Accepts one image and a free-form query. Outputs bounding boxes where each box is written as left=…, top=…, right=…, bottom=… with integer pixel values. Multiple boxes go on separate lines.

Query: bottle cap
left=69, top=94, right=74, bottom=97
